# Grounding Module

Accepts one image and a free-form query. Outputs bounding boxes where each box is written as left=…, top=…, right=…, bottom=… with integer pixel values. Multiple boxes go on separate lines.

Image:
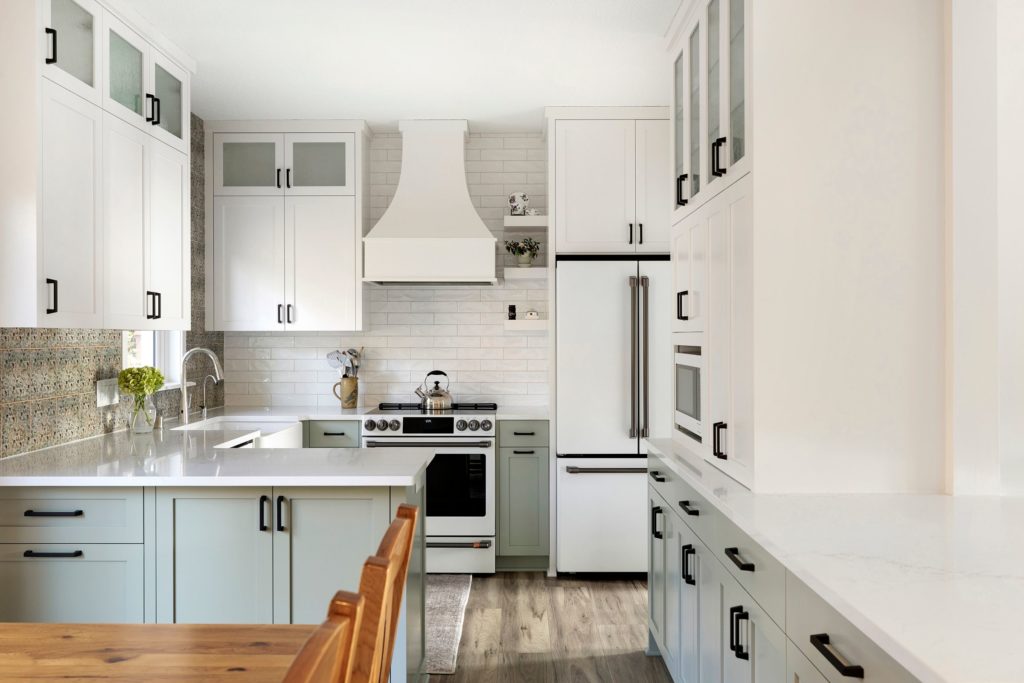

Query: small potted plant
left=118, top=366, right=165, bottom=434
left=504, top=237, right=541, bottom=268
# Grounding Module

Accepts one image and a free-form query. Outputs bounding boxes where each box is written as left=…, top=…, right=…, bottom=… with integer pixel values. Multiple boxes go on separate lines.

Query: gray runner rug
left=423, top=574, right=472, bottom=674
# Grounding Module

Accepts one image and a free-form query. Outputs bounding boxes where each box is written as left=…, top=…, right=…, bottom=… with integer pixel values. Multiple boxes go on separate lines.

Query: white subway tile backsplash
left=225, top=132, right=549, bottom=409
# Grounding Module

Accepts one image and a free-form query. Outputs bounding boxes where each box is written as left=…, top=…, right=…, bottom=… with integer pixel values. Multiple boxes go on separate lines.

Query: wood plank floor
left=428, top=572, right=672, bottom=683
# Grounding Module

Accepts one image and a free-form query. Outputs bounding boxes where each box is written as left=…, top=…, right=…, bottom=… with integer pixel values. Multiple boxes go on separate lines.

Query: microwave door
left=674, top=350, right=703, bottom=437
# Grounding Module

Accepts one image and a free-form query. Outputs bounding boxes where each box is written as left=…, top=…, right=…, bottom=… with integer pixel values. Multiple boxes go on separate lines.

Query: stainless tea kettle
left=415, top=370, right=453, bottom=411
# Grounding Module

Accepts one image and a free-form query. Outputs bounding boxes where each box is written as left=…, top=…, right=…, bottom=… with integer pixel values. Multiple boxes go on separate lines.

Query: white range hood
left=363, top=120, right=496, bottom=284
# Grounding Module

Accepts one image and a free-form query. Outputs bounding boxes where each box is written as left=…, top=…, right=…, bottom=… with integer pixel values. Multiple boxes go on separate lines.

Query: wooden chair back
left=350, top=504, right=418, bottom=683
left=282, top=590, right=364, bottom=683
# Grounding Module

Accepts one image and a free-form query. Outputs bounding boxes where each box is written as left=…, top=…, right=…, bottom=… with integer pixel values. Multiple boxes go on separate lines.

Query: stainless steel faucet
left=180, top=347, right=224, bottom=425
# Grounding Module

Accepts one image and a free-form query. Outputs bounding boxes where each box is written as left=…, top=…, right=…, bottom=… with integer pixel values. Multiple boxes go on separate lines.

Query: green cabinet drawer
left=498, top=447, right=549, bottom=556
left=498, top=420, right=548, bottom=448
left=306, top=420, right=361, bottom=448
left=0, top=488, right=144, bottom=544
left=0, top=543, right=144, bottom=623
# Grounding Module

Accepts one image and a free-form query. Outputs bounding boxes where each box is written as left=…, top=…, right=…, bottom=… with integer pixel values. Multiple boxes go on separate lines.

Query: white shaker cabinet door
left=555, top=119, right=637, bottom=253
left=40, top=80, right=103, bottom=328
left=635, top=119, right=671, bottom=253
left=213, top=196, right=286, bottom=331
left=148, top=140, right=190, bottom=329
left=672, top=214, right=708, bottom=333
left=40, top=0, right=104, bottom=105
left=284, top=196, right=356, bottom=331
left=283, top=133, right=355, bottom=196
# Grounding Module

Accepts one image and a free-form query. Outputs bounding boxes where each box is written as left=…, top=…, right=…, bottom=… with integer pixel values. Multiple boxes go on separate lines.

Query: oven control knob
left=389, top=419, right=401, bottom=432
left=364, top=420, right=376, bottom=431
left=456, top=419, right=468, bottom=431
left=480, top=419, right=493, bottom=432
left=376, top=419, right=389, bottom=432
left=468, top=420, right=480, bottom=431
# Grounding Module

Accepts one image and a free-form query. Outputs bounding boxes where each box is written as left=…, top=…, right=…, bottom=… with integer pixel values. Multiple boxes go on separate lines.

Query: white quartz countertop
left=218, top=404, right=549, bottom=421
left=645, top=438, right=1024, bottom=683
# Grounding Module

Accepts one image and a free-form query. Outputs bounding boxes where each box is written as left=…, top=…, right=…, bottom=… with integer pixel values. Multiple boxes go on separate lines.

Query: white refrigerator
left=555, top=256, right=672, bottom=573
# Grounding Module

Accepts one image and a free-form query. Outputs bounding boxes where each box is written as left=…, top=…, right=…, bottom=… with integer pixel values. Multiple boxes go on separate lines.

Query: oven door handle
left=365, top=440, right=493, bottom=448
left=426, top=540, right=493, bottom=549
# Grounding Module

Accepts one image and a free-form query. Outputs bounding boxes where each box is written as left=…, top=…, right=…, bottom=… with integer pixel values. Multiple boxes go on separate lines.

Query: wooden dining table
left=0, top=622, right=317, bottom=681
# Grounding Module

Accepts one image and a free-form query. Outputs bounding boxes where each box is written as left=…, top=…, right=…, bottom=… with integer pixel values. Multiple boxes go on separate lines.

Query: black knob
left=480, top=419, right=493, bottom=431
left=376, top=419, right=388, bottom=431
left=364, top=420, right=376, bottom=431
left=456, top=419, right=468, bottom=431
left=468, top=420, right=480, bottom=431
left=389, top=419, right=401, bottom=432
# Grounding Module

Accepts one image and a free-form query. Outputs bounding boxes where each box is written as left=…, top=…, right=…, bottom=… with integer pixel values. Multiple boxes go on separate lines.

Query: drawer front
left=498, top=420, right=548, bottom=448
left=787, top=574, right=917, bottom=683
left=307, top=420, right=361, bottom=448
left=0, top=488, right=143, bottom=544
left=716, top=513, right=786, bottom=625
left=647, top=452, right=718, bottom=548
left=0, top=543, right=144, bottom=623
left=787, top=639, right=829, bottom=683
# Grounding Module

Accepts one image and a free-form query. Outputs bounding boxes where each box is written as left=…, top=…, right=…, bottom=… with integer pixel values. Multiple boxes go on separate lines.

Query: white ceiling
left=127, top=0, right=678, bottom=132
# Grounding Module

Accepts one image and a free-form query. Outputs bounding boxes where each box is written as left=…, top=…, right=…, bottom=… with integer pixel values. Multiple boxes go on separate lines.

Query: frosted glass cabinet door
left=284, top=133, right=356, bottom=196
left=102, top=13, right=148, bottom=129
left=149, top=50, right=190, bottom=154
left=41, top=0, right=103, bottom=105
left=214, top=133, right=285, bottom=195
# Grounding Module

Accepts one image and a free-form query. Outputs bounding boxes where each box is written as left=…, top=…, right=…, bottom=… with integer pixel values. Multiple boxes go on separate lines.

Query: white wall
left=223, top=132, right=551, bottom=408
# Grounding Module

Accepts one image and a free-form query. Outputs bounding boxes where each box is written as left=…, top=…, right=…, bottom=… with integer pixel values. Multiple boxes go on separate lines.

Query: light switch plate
left=96, top=378, right=120, bottom=407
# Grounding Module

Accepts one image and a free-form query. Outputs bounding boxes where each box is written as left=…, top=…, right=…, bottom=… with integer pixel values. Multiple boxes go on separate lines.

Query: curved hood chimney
left=363, top=120, right=496, bottom=284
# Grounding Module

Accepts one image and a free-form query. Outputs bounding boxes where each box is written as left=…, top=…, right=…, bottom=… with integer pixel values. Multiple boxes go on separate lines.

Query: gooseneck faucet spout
left=180, top=347, right=224, bottom=425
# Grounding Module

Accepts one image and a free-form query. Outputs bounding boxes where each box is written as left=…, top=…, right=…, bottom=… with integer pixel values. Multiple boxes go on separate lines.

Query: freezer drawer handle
left=23, top=550, right=83, bottom=559
left=724, top=546, right=756, bottom=572
left=24, top=509, right=83, bottom=517
left=426, top=540, right=492, bottom=549
left=678, top=500, right=699, bottom=516
left=366, top=440, right=491, bottom=448
left=565, top=466, right=648, bottom=474
left=810, top=634, right=865, bottom=678
left=648, top=470, right=666, bottom=483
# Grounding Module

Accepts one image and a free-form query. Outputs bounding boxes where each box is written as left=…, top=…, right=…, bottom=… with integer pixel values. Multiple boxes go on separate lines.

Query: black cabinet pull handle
left=810, top=633, right=865, bottom=678
left=678, top=500, right=699, bottom=516
left=155, top=292, right=162, bottom=320
left=712, top=137, right=728, bottom=177
left=681, top=544, right=695, bottom=585
left=275, top=495, right=286, bottom=532
left=650, top=506, right=663, bottom=539
left=638, top=223, right=644, bottom=245
left=24, top=509, right=83, bottom=517
left=512, top=450, right=535, bottom=454
left=277, top=304, right=284, bottom=324
left=676, top=173, right=688, bottom=206
left=628, top=223, right=634, bottom=245
left=258, top=494, right=269, bottom=531
left=145, top=93, right=155, bottom=122
left=729, top=605, right=740, bottom=652
left=146, top=291, right=157, bottom=319
left=286, top=168, right=292, bottom=188
left=151, top=97, right=161, bottom=125
left=276, top=168, right=281, bottom=189
left=649, top=470, right=666, bottom=483
left=45, top=278, right=58, bottom=314
left=713, top=421, right=728, bottom=459
left=512, top=431, right=535, bottom=436
left=725, top=546, right=755, bottom=572
left=286, top=304, right=294, bottom=324
left=733, top=608, right=750, bottom=660
left=322, top=431, right=346, bottom=436
left=44, top=27, right=57, bottom=64
left=24, top=550, right=82, bottom=559
left=677, top=290, right=689, bottom=321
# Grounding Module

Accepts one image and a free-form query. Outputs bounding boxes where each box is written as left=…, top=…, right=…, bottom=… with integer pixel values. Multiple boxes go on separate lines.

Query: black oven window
left=426, top=453, right=486, bottom=517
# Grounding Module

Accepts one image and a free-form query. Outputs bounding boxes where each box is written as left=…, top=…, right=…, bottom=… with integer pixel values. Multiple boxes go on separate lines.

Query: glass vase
left=129, top=395, right=157, bottom=434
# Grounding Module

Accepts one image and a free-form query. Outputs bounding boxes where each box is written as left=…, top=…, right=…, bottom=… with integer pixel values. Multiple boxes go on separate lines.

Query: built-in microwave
left=673, top=333, right=704, bottom=445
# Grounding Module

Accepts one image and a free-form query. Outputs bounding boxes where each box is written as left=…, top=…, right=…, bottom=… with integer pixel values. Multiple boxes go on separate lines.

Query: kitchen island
left=0, top=418, right=432, bottom=683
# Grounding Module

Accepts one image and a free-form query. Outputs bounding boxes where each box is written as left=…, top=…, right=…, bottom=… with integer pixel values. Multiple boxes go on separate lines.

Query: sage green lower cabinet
left=0, top=544, right=144, bottom=623
left=649, top=491, right=681, bottom=676
left=497, top=447, right=549, bottom=556
left=272, top=487, right=390, bottom=624
left=787, top=640, right=829, bottom=683
left=717, top=561, right=786, bottom=682
left=155, top=488, right=274, bottom=624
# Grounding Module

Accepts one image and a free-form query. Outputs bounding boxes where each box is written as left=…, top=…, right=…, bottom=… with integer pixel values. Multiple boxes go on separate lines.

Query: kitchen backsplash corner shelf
left=504, top=319, right=548, bottom=332
left=502, top=267, right=549, bottom=281
left=503, top=215, right=548, bottom=231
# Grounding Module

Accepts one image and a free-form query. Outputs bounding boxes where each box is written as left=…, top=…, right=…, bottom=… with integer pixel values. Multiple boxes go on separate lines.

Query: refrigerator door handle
left=640, top=275, right=650, bottom=438
left=629, top=275, right=639, bottom=438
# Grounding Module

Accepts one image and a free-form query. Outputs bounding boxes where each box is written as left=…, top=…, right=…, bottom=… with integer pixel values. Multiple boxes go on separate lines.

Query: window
left=122, top=330, right=184, bottom=386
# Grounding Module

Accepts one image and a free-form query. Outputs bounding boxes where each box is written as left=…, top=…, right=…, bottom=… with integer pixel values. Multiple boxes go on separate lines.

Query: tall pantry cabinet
left=0, top=0, right=193, bottom=330
left=206, top=124, right=369, bottom=332
left=667, top=0, right=946, bottom=493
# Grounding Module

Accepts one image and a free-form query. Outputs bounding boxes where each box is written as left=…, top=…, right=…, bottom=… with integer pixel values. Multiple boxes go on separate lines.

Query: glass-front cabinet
left=671, top=0, right=750, bottom=223
left=214, top=133, right=355, bottom=197
left=41, top=0, right=103, bottom=105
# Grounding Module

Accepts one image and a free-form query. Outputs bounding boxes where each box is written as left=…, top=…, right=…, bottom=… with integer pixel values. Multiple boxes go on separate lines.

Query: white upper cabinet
left=553, top=114, right=671, bottom=254
left=214, top=133, right=355, bottom=197
left=214, top=133, right=284, bottom=196
left=671, top=0, right=750, bottom=222
left=149, top=49, right=189, bottom=153
left=41, top=0, right=103, bottom=105
left=284, top=133, right=356, bottom=196
left=672, top=212, right=707, bottom=333
left=147, top=138, right=190, bottom=329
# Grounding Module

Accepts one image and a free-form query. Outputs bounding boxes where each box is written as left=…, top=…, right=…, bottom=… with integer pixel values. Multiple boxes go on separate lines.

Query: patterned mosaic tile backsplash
left=0, top=114, right=223, bottom=459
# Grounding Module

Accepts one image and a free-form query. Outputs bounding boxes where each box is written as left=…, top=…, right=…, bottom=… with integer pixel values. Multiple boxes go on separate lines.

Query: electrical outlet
left=96, top=378, right=120, bottom=408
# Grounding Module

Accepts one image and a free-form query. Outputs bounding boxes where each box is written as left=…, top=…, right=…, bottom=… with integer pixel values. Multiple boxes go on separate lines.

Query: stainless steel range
left=362, top=403, right=497, bottom=574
